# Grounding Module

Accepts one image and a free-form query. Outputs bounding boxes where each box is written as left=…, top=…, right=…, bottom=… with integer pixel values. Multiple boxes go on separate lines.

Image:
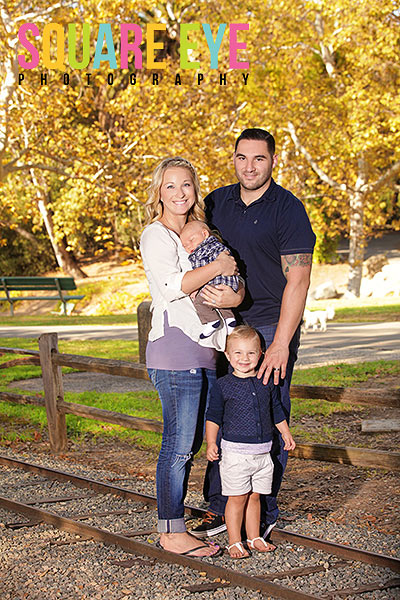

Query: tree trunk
left=36, top=195, right=87, bottom=279
left=347, top=192, right=364, bottom=296
left=29, top=168, right=87, bottom=279
left=0, top=220, right=39, bottom=246
left=347, top=157, right=367, bottom=296
left=0, top=4, right=18, bottom=176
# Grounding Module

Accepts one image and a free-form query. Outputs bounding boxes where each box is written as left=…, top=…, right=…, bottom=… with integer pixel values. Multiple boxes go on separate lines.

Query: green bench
left=0, top=276, right=84, bottom=316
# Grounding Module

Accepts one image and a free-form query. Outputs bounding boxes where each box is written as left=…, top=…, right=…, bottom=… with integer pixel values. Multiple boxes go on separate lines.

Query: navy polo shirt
left=205, top=179, right=316, bottom=326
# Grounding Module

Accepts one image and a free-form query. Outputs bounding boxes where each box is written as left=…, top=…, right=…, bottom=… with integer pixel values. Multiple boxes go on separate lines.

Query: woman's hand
left=201, top=283, right=245, bottom=308
left=214, top=251, right=237, bottom=277
left=181, top=252, right=237, bottom=295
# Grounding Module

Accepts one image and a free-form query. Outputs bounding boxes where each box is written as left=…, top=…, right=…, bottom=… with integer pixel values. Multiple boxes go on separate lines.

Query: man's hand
left=257, top=253, right=312, bottom=386
left=201, top=284, right=244, bottom=309
left=257, top=340, right=289, bottom=385
left=206, top=442, right=219, bottom=461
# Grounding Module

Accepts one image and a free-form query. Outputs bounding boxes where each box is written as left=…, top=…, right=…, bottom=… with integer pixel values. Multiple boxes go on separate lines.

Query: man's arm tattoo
left=281, top=253, right=312, bottom=276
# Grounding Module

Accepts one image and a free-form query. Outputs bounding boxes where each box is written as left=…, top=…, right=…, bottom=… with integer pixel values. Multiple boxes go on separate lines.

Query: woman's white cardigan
left=140, top=221, right=227, bottom=351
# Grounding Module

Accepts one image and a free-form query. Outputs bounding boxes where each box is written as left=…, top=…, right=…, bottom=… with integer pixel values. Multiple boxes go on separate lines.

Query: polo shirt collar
left=231, top=178, right=277, bottom=208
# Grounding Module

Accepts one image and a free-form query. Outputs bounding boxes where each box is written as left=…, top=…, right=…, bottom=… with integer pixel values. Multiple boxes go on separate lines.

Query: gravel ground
left=1, top=446, right=399, bottom=600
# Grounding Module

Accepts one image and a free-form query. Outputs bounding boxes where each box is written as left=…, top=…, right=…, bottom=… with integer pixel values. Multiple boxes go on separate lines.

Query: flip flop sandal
left=156, top=540, right=222, bottom=557
left=247, top=536, right=276, bottom=552
left=226, top=541, right=250, bottom=559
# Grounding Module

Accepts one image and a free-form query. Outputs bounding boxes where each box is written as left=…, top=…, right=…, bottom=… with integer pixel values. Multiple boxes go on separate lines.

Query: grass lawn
left=0, top=314, right=138, bottom=326
left=333, top=303, right=400, bottom=322
left=306, top=298, right=400, bottom=323
left=0, top=336, right=399, bottom=451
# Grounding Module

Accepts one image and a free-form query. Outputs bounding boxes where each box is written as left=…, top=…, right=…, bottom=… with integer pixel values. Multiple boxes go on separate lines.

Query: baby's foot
left=226, top=318, right=237, bottom=332
left=200, top=320, right=221, bottom=339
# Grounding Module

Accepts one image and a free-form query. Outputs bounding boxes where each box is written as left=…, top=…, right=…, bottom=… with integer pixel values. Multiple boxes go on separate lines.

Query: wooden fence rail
left=0, top=391, right=163, bottom=433
left=2, top=344, right=399, bottom=408
left=0, top=333, right=400, bottom=470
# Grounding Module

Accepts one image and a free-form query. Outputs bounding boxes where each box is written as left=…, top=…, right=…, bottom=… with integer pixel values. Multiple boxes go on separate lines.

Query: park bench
left=0, top=276, right=84, bottom=316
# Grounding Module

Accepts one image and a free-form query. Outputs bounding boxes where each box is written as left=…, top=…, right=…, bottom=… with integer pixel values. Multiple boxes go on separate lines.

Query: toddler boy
left=205, top=325, right=296, bottom=558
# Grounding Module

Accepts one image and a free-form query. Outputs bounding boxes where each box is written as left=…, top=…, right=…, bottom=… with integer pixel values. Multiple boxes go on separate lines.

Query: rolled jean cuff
left=157, top=518, right=187, bottom=533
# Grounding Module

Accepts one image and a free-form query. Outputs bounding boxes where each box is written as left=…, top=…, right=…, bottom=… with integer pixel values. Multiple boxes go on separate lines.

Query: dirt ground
left=292, top=375, right=400, bottom=451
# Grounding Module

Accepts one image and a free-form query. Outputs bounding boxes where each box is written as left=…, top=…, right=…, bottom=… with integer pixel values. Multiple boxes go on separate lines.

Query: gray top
left=146, top=312, right=216, bottom=370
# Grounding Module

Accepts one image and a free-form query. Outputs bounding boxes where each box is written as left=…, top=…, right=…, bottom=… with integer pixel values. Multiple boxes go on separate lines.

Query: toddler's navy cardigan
left=206, top=373, right=286, bottom=444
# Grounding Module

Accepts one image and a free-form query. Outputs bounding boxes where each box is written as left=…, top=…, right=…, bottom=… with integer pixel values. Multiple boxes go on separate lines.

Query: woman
left=140, top=157, right=244, bottom=556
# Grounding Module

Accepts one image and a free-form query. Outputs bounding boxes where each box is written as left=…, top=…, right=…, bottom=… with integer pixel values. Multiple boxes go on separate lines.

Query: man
left=191, top=128, right=316, bottom=539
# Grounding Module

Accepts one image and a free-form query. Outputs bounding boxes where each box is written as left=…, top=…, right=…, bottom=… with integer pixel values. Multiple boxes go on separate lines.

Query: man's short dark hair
left=234, top=128, right=275, bottom=156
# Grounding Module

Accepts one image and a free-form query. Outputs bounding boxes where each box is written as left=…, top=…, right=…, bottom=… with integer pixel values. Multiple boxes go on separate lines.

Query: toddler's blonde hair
left=225, top=325, right=261, bottom=352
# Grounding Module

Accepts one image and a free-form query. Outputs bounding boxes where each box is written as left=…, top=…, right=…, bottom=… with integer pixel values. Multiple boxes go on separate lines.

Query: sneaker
left=261, top=521, right=277, bottom=540
left=191, top=511, right=226, bottom=538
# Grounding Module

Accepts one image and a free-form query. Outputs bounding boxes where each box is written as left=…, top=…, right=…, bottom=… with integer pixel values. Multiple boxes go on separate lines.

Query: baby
left=180, top=220, right=238, bottom=339
left=206, top=325, right=296, bottom=559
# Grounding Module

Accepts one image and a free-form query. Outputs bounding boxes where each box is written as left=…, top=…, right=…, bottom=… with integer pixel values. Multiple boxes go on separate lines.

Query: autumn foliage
left=1, top=0, right=399, bottom=295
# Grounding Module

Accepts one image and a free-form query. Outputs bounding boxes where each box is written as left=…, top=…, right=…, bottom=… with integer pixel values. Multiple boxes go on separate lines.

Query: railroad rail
left=1, top=454, right=399, bottom=600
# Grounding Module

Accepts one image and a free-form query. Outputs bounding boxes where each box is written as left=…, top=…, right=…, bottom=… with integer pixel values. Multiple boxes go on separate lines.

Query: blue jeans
left=148, top=367, right=216, bottom=533
left=204, top=324, right=300, bottom=525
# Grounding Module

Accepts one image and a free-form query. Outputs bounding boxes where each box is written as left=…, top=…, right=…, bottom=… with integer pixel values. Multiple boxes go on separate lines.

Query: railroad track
left=1, top=454, right=399, bottom=600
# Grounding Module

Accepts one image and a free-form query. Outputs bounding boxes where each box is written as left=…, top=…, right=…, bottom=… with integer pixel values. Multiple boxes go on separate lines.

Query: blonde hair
left=225, top=325, right=262, bottom=352
left=144, top=157, right=205, bottom=226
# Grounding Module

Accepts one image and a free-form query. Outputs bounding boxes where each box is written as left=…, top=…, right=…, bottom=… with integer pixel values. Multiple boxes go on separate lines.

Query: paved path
left=0, top=325, right=138, bottom=341
left=296, top=321, right=400, bottom=367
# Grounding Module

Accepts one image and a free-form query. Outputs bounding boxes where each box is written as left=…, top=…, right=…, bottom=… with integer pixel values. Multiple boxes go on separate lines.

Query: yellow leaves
left=1, top=0, right=398, bottom=264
